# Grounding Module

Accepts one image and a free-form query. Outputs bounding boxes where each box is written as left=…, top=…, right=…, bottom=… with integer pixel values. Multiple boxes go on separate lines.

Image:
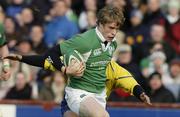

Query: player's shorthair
left=97, top=5, right=125, bottom=28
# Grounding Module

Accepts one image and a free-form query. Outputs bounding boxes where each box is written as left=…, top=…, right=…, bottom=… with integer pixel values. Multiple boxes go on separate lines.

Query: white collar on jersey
left=95, top=27, right=116, bottom=43
left=95, top=27, right=116, bottom=51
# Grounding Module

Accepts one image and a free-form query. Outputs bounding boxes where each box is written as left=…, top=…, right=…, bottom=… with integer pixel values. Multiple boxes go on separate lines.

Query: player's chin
left=107, top=37, right=114, bottom=41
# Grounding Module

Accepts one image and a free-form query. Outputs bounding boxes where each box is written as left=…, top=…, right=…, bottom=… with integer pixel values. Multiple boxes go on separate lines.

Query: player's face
left=99, top=22, right=119, bottom=42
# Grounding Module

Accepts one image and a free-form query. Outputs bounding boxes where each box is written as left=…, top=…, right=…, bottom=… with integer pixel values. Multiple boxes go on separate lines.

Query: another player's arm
left=107, top=61, right=151, bottom=105
left=0, top=23, right=11, bottom=80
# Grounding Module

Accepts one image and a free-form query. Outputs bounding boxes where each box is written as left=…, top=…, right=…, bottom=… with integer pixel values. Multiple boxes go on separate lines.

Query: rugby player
left=5, top=5, right=128, bottom=117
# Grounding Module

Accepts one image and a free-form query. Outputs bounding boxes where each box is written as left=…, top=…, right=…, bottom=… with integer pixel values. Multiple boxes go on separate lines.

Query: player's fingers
left=3, top=55, right=18, bottom=61
left=77, top=69, right=84, bottom=75
left=77, top=62, right=85, bottom=73
left=143, top=95, right=152, bottom=106
left=146, top=97, right=152, bottom=106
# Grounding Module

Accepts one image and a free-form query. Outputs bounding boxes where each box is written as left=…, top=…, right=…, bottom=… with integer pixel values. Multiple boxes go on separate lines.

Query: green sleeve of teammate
left=0, top=23, right=7, bottom=46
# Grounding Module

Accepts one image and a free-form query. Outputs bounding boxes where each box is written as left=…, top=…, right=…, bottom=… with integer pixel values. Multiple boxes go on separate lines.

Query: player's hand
left=0, top=63, right=11, bottom=81
left=3, top=54, right=22, bottom=61
left=66, top=59, right=85, bottom=77
left=140, top=92, right=152, bottom=106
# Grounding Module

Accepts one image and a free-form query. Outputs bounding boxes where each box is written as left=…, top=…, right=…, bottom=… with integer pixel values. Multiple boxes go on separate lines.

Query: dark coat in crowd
left=150, top=86, right=176, bottom=103
left=5, top=84, right=32, bottom=100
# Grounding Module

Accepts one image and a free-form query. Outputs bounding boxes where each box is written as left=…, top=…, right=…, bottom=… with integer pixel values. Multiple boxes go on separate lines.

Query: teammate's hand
left=140, top=92, right=152, bottom=106
left=3, top=54, right=22, bottom=61
left=66, top=59, right=85, bottom=77
left=0, top=62, right=11, bottom=81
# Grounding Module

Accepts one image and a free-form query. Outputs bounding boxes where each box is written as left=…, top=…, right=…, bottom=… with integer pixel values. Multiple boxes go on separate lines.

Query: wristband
left=2, top=64, right=10, bottom=69
left=133, top=85, right=145, bottom=101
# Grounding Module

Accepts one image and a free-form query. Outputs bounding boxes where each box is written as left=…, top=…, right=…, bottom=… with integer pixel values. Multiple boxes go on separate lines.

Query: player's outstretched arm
left=4, top=45, right=85, bottom=77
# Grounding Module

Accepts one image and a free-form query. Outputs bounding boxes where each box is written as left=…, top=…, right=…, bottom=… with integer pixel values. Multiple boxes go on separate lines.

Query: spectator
left=148, top=51, right=169, bottom=78
left=4, top=71, right=32, bottom=100
left=164, top=59, right=180, bottom=100
left=6, top=0, right=25, bottom=19
left=16, top=40, right=33, bottom=55
left=52, top=71, right=65, bottom=103
left=146, top=24, right=175, bottom=62
left=16, top=40, right=38, bottom=82
left=78, top=0, right=97, bottom=31
left=149, top=72, right=176, bottom=103
left=126, top=9, right=146, bottom=45
left=64, top=0, right=78, bottom=23
left=160, top=0, right=180, bottom=54
left=4, top=16, right=22, bottom=50
left=86, top=11, right=96, bottom=28
left=141, top=50, right=168, bottom=78
left=16, top=8, right=35, bottom=39
left=0, top=0, right=8, bottom=10
left=44, top=0, right=79, bottom=47
left=29, top=25, right=48, bottom=54
left=109, top=0, right=126, bottom=8
left=29, top=0, right=52, bottom=24
left=143, top=0, right=165, bottom=33
left=125, top=9, right=148, bottom=64
left=39, top=73, right=54, bottom=101
left=169, top=59, right=180, bottom=84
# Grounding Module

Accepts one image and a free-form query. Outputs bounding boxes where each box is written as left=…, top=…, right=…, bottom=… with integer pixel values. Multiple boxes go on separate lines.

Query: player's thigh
left=79, top=97, right=109, bottom=117
left=64, top=111, right=79, bottom=117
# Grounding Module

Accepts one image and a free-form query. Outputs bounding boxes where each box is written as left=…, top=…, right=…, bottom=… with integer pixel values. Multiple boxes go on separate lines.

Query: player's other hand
left=140, top=92, right=152, bottom=106
left=66, top=59, right=85, bottom=77
left=3, top=54, right=22, bottom=61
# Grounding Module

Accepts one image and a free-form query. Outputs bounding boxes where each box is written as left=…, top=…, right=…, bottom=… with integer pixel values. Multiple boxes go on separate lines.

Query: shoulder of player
left=74, top=29, right=96, bottom=45
left=108, top=61, right=128, bottom=73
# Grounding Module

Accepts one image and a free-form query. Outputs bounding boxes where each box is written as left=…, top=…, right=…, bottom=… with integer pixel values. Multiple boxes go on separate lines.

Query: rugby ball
left=63, top=50, right=84, bottom=66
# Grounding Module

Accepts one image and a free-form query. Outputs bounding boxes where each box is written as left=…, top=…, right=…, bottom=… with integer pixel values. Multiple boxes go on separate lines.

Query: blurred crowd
left=0, top=0, right=179, bottom=103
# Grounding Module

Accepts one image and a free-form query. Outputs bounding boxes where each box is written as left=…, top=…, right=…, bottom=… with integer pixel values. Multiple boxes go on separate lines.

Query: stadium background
left=0, top=0, right=179, bottom=116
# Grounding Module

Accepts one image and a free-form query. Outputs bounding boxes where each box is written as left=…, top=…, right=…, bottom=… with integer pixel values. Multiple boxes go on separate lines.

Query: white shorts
left=65, top=87, right=107, bottom=115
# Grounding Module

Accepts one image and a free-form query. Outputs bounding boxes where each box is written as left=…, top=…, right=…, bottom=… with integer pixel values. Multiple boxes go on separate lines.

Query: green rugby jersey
left=0, top=23, right=6, bottom=46
left=60, top=28, right=117, bottom=93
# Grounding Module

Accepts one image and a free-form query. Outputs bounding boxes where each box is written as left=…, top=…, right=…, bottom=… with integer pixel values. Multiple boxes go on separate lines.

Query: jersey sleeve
left=60, top=35, right=88, bottom=55
left=0, top=23, right=7, bottom=46
left=106, top=61, right=139, bottom=95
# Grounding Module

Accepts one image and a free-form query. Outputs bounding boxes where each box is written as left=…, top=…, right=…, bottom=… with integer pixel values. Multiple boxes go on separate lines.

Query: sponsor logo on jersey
left=93, top=48, right=102, bottom=56
left=47, top=56, right=54, bottom=63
